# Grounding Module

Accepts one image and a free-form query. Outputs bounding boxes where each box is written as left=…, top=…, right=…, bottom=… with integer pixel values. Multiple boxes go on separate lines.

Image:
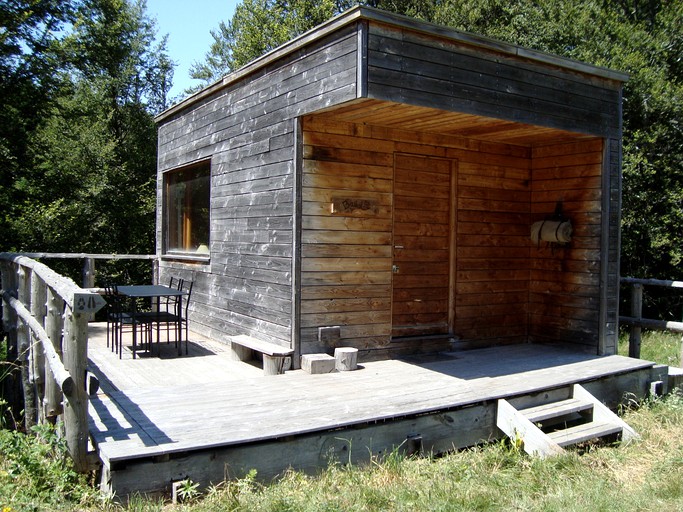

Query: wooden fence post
left=152, top=257, right=159, bottom=285
left=44, top=288, right=65, bottom=421
left=82, top=258, right=96, bottom=289
left=62, top=306, right=89, bottom=472
left=30, top=272, right=47, bottom=424
left=629, top=283, right=643, bottom=358
left=17, top=266, right=37, bottom=429
left=0, top=262, right=17, bottom=358
left=1, top=262, right=20, bottom=428
left=82, top=258, right=96, bottom=322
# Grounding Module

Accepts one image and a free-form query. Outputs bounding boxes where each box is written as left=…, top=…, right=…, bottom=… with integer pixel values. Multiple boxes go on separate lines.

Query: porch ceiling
left=314, top=99, right=594, bottom=147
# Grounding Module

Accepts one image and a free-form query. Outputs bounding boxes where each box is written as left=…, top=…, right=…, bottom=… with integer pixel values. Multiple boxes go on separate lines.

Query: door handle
left=392, top=265, right=400, bottom=274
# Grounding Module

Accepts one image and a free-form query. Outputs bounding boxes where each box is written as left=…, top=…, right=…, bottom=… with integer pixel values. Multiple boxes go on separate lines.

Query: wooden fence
left=620, top=277, right=683, bottom=360
left=0, top=253, right=154, bottom=472
left=17, top=252, right=159, bottom=289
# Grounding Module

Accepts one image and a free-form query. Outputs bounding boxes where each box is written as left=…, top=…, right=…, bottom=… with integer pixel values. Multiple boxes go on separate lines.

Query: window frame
left=162, top=160, right=211, bottom=262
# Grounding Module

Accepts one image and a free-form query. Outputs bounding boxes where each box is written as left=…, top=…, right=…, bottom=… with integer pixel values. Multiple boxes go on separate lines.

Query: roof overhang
left=155, top=6, right=629, bottom=124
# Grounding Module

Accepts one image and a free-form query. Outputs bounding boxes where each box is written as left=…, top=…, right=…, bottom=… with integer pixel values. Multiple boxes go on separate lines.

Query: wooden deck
left=86, top=322, right=666, bottom=498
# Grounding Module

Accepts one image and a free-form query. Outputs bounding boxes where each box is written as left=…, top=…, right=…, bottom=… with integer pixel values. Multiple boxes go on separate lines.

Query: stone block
left=301, top=353, right=336, bottom=374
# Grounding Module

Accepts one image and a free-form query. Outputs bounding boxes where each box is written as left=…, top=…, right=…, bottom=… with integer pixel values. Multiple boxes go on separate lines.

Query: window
left=164, top=162, right=210, bottom=257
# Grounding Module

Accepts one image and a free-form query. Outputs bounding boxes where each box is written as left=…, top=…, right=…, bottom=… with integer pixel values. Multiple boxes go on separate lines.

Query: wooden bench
left=229, top=335, right=294, bottom=375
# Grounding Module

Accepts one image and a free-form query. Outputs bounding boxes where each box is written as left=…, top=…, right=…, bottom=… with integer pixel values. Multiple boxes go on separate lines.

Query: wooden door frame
left=390, top=153, right=457, bottom=339
left=448, top=158, right=457, bottom=336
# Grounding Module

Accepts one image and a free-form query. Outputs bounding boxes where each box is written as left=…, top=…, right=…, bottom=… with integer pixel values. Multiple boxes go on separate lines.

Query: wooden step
left=497, top=384, right=638, bottom=457
left=521, top=398, right=593, bottom=423
left=548, top=420, right=623, bottom=447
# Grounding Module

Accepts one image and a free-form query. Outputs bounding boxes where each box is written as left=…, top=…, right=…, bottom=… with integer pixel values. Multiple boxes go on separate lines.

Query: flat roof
left=156, top=6, right=628, bottom=123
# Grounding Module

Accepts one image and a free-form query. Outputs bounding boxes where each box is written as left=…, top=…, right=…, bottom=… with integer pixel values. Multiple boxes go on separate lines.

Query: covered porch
left=299, top=97, right=614, bottom=358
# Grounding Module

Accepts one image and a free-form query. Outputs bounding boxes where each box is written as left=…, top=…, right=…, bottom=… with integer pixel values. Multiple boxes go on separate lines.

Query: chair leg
left=117, top=322, right=122, bottom=360
left=184, top=322, right=189, bottom=355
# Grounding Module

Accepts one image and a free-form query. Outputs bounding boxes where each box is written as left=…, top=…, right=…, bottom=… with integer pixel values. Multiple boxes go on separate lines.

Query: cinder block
left=301, top=353, right=336, bottom=374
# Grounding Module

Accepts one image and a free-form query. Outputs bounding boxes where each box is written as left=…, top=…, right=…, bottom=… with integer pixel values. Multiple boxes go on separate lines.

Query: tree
left=190, top=0, right=440, bottom=88
left=0, top=0, right=78, bottom=250
left=2, top=0, right=174, bottom=282
left=189, top=0, right=343, bottom=87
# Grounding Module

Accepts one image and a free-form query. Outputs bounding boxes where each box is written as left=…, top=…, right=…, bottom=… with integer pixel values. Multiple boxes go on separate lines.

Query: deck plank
left=87, top=324, right=654, bottom=464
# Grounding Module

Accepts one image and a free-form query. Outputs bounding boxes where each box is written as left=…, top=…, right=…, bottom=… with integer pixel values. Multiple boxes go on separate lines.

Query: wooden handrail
left=16, top=252, right=157, bottom=260
left=8, top=252, right=159, bottom=288
left=620, top=277, right=683, bottom=289
left=1, top=290, right=74, bottom=396
left=0, top=253, right=106, bottom=472
left=619, top=277, right=683, bottom=360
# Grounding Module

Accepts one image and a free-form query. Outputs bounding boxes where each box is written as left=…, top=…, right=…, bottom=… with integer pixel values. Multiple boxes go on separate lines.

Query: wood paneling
left=157, top=28, right=359, bottom=346
left=156, top=12, right=623, bottom=357
left=366, top=23, right=621, bottom=139
left=301, top=118, right=393, bottom=353
left=528, top=139, right=605, bottom=349
left=302, top=115, right=608, bottom=355
left=302, top=116, right=535, bottom=353
left=392, top=153, right=452, bottom=337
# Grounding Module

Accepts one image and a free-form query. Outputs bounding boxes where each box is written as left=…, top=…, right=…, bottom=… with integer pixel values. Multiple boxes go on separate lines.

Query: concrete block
left=301, top=353, right=336, bottom=374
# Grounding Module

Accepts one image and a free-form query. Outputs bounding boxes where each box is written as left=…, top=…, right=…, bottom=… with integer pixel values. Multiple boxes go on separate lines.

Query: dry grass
left=4, top=331, right=683, bottom=511
left=160, top=390, right=683, bottom=512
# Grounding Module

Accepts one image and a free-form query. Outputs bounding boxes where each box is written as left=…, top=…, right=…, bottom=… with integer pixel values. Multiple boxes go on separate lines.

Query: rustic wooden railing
left=620, top=277, right=683, bottom=360
left=0, top=253, right=109, bottom=472
left=16, top=252, right=159, bottom=289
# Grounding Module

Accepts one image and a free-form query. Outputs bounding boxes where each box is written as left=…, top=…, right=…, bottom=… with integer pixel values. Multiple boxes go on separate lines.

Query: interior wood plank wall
left=301, top=120, right=394, bottom=353
left=157, top=27, right=359, bottom=347
left=453, top=138, right=531, bottom=349
left=528, top=138, right=604, bottom=348
left=302, top=116, right=537, bottom=355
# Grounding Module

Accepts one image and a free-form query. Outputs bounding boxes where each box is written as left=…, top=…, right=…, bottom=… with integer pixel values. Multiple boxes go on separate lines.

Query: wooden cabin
left=155, top=6, right=627, bottom=367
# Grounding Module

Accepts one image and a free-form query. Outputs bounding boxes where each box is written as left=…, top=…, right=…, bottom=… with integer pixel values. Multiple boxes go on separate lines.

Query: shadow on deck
left=86, top=322, right=667, bottom=499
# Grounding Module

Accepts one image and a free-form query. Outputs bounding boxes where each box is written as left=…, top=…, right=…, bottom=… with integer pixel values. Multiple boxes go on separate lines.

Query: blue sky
left=146, top=0, right=239, bottom=100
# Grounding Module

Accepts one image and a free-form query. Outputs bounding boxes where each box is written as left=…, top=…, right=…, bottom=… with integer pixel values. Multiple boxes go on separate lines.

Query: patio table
left=116, top=285, right=188, bottom=358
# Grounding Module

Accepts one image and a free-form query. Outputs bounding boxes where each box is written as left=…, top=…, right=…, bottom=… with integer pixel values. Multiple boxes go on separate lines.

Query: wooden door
left=392, top=154, right=454, bottom=338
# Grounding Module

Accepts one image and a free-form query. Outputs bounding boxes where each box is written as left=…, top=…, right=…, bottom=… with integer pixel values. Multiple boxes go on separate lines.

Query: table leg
left=131, top=300, right=137, bottom=359
left=177, top=295, right=183, bottom=356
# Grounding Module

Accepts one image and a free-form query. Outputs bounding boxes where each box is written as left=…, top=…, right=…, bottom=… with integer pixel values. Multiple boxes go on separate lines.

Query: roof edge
left=156, top=5, right=629, bottom=123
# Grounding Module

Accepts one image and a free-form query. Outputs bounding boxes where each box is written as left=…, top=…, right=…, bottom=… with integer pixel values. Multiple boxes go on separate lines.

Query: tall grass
left=171, top=391, right=683, bottom=512
left=618, top=328, right=681, bottom=367
left=3, top=392, right=681, bottom=511
left=2, top=331, right=682, bottom=511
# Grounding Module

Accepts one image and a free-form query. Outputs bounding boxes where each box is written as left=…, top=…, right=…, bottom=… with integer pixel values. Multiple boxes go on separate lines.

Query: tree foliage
left=1, top=0, right=173, bottom=272
left=190, top=0, right=348, bottom=86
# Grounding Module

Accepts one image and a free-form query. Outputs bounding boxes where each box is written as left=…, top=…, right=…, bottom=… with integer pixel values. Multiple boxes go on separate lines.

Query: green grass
left=618, top=328, right=682, bottom=367
left=120, top=391, right=683, bottom=512
left=2, top=331, right=682, bottom=511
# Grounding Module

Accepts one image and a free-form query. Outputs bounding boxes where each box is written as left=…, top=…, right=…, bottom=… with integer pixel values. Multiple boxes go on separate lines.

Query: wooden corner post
left=62, top=304, right=90, bottom=472
left=629, top=283, right=643, bottom=358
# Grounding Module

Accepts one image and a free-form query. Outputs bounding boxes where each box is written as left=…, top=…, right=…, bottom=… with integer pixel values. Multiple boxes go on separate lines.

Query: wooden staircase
left=497, top=384, right=639, bottom=457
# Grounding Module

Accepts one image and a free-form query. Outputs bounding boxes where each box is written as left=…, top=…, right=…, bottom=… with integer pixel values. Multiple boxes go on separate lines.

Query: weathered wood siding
left=302, top=117, right=617, bottom=355
left=302, top=116, right=535, bottom=355
left=454, top=138, right=531, bottom=349
left=156, top=26, right=359, bottom=347
left=155, top=8, right=625, bottom=357
left=366, top=22, right=622, bottom=139
left=528, top=139, right=605, bottom=349
left=301, top=118, right=394, bottom=354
